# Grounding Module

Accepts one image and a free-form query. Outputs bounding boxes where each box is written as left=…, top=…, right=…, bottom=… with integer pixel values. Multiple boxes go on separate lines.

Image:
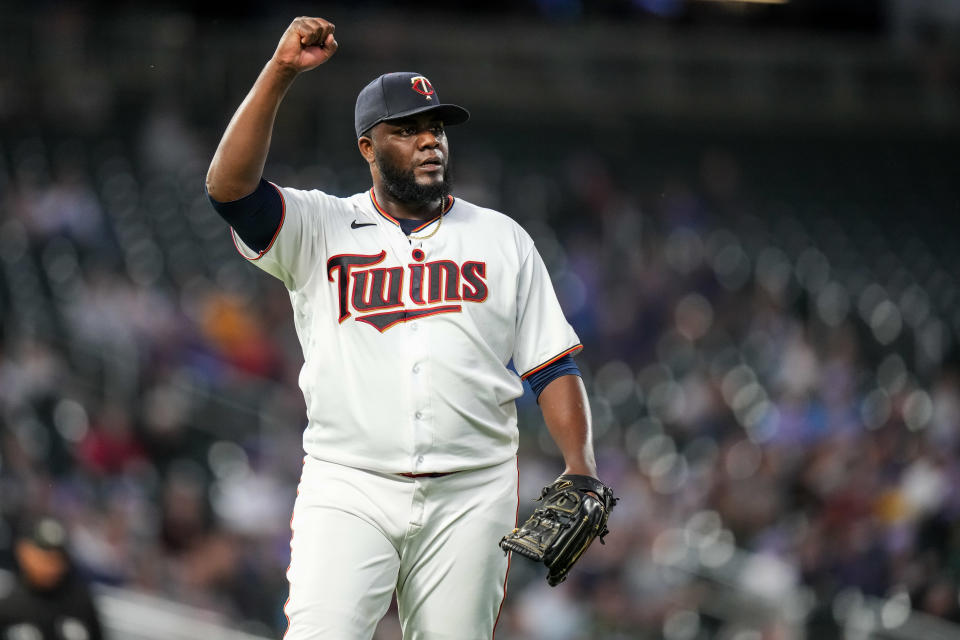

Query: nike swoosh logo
left=351, top=220, right=376, bottom=229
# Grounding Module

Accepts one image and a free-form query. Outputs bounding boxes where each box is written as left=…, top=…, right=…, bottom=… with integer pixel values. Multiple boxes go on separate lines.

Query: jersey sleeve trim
left=519, top=344, right=583, bottom=380
left=230, top=182, right=286, bottom=261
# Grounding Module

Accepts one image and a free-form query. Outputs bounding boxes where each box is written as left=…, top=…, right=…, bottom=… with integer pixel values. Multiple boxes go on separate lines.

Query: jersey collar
left=368, top=188, right=455, bottom=233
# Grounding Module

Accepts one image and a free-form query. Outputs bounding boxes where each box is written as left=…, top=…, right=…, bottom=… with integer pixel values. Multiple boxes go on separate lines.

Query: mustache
left=418, top=155, right=444, bottom=168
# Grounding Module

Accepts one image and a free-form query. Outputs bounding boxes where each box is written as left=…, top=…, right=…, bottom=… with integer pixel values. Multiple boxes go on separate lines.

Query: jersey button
left=417, top=455, right=424, bottom=464
left=415, top=411, right=423, bottom=420
left=411, top=323, right=419, bottom=332
left=412, top=364, right=420, bottom=374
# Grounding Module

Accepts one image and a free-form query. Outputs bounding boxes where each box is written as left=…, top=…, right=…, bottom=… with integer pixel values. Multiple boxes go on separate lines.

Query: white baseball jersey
left=231, top=184, right=581, bottom=474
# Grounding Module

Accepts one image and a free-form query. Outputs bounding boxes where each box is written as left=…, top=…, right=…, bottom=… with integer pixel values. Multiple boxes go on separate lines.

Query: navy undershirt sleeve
left=207, top=179, right=283, bottom=253
left=526, top=355, right=581, bottom=400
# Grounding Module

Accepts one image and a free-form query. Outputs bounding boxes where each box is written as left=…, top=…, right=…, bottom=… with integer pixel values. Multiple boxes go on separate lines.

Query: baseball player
left=206, top=17, right=604, bottom=639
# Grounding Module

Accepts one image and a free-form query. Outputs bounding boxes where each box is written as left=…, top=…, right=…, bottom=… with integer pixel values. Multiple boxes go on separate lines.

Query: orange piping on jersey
left=368, top=188, right=454, bottom=231
left=492, top=457, right=520, bottom=639
left=281, top=456, right=306, bottom=639
left=519, top=344, right=584, bottom=380
left=231, top=182, right=286, bottom=261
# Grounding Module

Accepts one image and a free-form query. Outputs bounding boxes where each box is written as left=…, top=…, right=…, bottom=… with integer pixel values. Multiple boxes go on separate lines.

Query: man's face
left=365, top=113, right=452, bottom=205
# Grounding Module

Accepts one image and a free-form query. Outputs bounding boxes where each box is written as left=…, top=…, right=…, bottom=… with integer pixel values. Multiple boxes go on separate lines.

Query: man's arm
left=205, top=16, right=337, bottom=202
left=501, top=372, right=613, bottom=586
left=538, top=374, right=598, bottom=478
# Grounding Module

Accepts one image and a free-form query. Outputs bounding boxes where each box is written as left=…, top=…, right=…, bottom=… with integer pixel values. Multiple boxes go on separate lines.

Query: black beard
left=376, top=150, right=452, bottom=206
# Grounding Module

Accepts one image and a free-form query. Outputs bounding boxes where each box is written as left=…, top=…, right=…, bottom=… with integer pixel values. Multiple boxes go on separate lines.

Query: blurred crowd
left=2, top=9, right=960, bottom=640
left=2, top=109, right=960, bottom=639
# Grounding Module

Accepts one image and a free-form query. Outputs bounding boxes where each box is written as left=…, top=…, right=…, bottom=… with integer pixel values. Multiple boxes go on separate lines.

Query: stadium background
left=1, top=1, right=959, bottom=638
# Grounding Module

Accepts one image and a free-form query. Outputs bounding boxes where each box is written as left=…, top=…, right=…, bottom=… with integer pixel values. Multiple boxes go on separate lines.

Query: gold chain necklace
left=408, top=212, right=443, bottom=241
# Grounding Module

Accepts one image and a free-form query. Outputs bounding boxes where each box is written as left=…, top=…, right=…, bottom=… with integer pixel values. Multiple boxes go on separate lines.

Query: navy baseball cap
left=354, top=72, right=470, bottom=138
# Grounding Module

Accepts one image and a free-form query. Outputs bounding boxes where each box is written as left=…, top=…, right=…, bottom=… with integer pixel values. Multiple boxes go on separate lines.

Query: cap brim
left=361, top=104, right=470, bottom=137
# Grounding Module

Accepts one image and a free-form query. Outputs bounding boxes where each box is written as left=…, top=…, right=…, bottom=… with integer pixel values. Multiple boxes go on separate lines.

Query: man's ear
left=358, top=135, right=375, bottom=164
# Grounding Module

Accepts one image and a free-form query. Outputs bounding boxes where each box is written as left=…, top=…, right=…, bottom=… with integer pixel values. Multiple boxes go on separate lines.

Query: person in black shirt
left=0, top=517, right=103, bottom=640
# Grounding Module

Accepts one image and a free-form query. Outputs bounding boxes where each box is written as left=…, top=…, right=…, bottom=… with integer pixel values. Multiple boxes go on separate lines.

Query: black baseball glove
left=499, top=474, right=617, bottom=586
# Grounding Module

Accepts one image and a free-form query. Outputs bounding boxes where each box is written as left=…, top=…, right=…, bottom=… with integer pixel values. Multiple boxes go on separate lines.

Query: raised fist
left=272, top=17, right=337, bottom=73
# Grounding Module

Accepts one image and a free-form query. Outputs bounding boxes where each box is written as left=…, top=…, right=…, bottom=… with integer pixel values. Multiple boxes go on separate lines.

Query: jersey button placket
left=410, top=318, right=431, bottom=471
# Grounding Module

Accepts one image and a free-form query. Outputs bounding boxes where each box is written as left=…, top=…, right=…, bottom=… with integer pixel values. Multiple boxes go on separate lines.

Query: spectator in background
left=0, top=517, right=104, bottom=640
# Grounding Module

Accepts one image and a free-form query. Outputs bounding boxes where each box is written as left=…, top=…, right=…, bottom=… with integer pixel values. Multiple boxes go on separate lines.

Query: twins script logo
left=410, top=76, right=434, bottom=101
left=327, top=251, right=487, bottom=331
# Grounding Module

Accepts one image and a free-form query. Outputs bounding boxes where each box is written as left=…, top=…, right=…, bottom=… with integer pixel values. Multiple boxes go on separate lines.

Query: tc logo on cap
left=410, top=76, right=434, bottom=101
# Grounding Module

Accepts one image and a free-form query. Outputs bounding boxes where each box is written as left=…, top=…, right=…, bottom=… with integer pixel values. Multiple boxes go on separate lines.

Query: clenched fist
left=273, top=16, right=338, bottom=73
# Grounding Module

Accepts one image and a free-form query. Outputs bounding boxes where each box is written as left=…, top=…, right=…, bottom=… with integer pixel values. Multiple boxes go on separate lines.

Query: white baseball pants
left=283, top=455, right=519, bottom=640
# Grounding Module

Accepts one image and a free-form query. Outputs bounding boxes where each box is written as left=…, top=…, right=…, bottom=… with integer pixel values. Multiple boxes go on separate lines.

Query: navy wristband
left=526, top=355, right=581, bottom=399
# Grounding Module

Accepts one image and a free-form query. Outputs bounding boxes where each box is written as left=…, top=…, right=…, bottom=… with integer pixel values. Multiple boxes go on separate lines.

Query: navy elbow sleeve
left=207, top=179, right=283, bottom=253
left=526, top=355, right=581, bottom=399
